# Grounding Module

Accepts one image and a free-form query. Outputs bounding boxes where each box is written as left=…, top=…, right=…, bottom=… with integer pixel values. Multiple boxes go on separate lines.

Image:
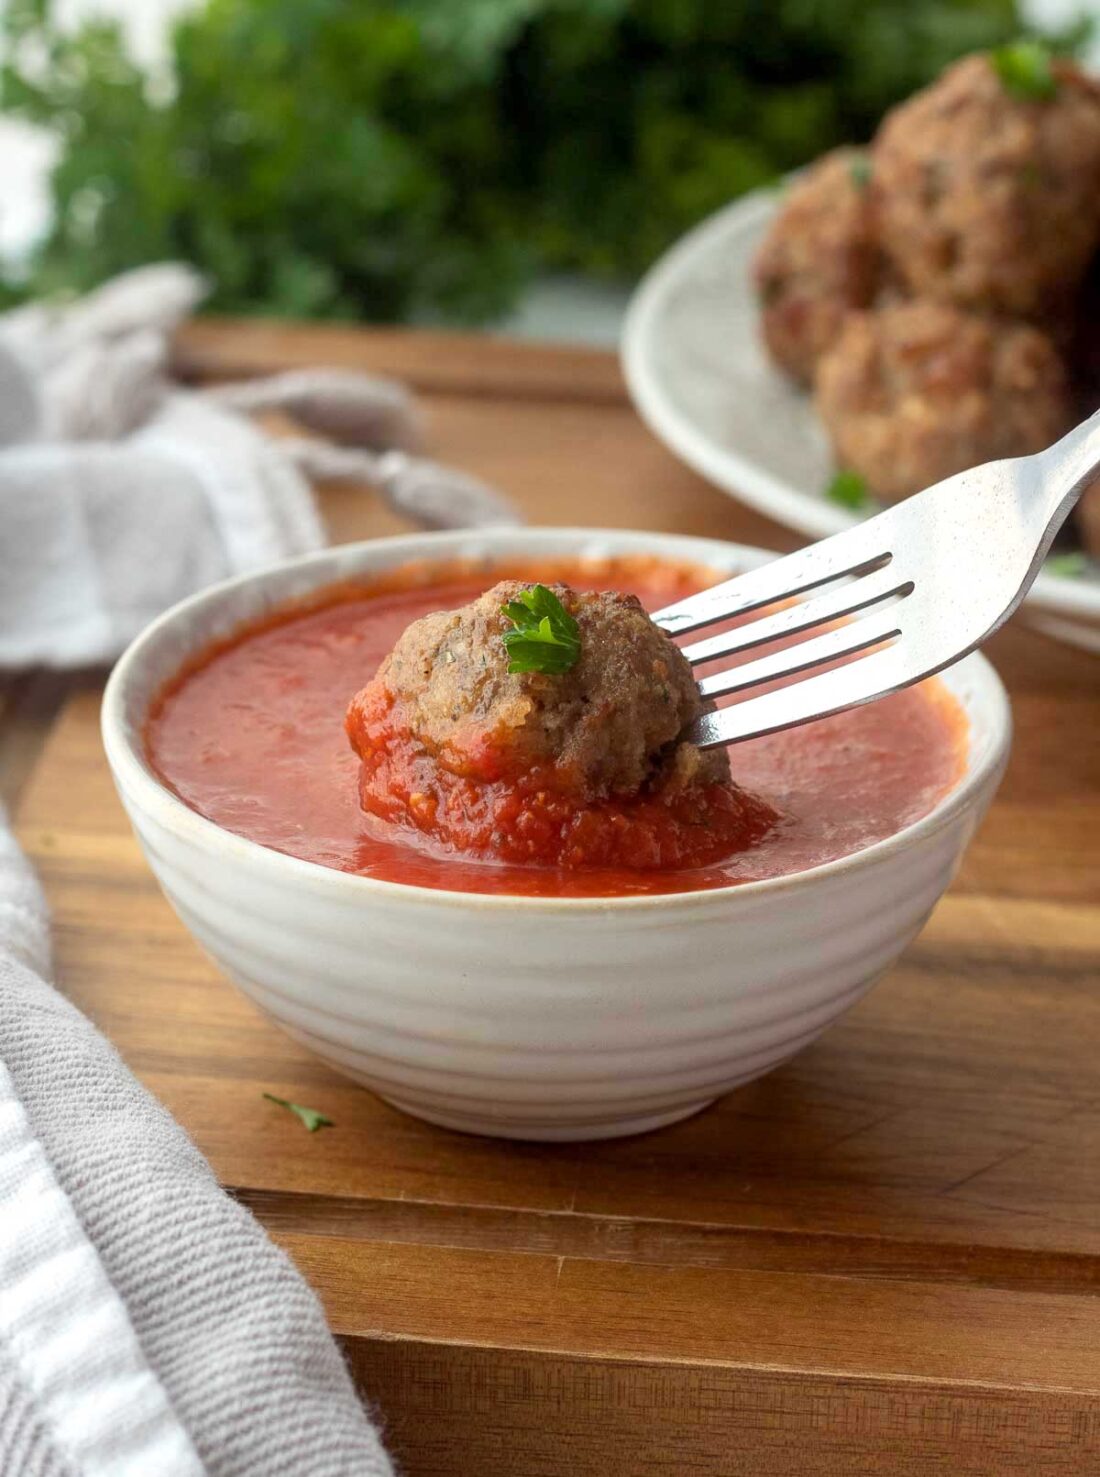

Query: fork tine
left=681, top=567, right=913, bottom=667
left=653, top=529, right=891, bottom=636
left=690, top=644, right=909, bottom=748
left=698, top=615, right=901, bottom=700
left=664, top=405, right=1100, bottom=747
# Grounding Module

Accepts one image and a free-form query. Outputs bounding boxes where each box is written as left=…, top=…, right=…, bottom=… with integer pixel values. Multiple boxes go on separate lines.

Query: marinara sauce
left=146, top=556, right=967, bottom=899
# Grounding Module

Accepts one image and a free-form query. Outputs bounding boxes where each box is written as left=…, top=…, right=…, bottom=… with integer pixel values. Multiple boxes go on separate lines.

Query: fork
left=653, top=409, right=1100, bottom=748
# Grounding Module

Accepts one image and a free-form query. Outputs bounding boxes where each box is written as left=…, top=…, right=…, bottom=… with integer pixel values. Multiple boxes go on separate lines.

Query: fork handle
left=1035, top=406, right=1100, bottom=527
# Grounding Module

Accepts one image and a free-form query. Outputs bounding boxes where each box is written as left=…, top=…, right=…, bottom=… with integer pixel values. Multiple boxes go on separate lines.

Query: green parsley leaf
left=500, top=584, right=581, bottom=675
left=991, top=41, right=1058, bottom=102
left=825, top=470, right=872, bottom=512
left=262, top=1092, right=333, bottom=1133
left=1044, top=551, right=1087, bottom=579
left=848, top=153, right=873, bottom=191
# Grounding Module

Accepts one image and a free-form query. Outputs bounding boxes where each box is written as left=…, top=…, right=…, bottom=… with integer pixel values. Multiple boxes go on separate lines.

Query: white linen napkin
left=0, top=262, right=518, bottom=670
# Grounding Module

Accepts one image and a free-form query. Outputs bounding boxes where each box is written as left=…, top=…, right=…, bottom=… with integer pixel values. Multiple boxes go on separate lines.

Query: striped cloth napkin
left=0, top=818, right=393, bottom=1476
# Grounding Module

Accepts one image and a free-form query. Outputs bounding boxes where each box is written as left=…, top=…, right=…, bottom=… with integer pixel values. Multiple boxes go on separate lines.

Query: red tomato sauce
left=347, top=677, right=780, bottom=870
left=146, top=556, right=968, bottom=899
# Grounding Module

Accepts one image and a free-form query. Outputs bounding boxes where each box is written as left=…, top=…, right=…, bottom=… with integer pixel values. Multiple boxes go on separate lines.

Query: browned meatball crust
left=814, top=299, right=1071, bottom=502
left=373, top=581, right=727, bottom=800
left=1078, top=478, right=1100, bottom=558
left=1070, top=255, right=1100, bottom=408
left=753, top=148, right=880, bottom=384
left=872, top=54, right=1100, bottom=320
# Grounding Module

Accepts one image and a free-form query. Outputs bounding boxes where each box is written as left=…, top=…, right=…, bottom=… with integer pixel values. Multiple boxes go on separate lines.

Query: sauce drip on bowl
left=146, top=556, right=967, bottom=898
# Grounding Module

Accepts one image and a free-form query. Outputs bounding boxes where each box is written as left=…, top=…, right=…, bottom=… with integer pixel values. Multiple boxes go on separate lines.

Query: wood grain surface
left=10, top=321, right=1100, bottom=1476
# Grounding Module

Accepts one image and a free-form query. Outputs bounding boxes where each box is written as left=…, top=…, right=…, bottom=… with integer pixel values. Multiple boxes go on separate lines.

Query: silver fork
left=653, top=409, right=1100, bottom=748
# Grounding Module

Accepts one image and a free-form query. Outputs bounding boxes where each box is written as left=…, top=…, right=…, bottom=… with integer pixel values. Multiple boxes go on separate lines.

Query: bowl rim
left=102, top=525, right=1013, bottom=914
left=621, top=185, right=1100, bottom=625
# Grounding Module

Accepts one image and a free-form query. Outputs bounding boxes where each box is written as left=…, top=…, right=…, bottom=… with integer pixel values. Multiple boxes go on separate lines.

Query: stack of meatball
left=754, top=50, right=1100, bottom=556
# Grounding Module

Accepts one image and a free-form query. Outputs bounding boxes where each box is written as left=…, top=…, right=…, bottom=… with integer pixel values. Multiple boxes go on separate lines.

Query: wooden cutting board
left=12, top=322, right=1100, bottom=1476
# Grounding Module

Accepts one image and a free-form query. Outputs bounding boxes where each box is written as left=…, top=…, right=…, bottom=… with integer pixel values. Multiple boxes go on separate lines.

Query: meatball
left=872, top=53, right=1100, bottom=320
left=814, top=299, right=1070, bottom=503
left=346, top=580, right=780, bottom=870
left=1070, top=255, right=1100, bottom=410
left=1078, top=479, right=1100, bottom=559
left=753, top=148, right=880, bottom=384
left=357, top=580, right=726, bottom=800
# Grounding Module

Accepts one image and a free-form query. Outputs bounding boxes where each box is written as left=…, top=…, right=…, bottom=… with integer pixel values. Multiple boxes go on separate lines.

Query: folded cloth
left=0, top=262, right=518, bottom=671
left=0, top=393, right=323, bottom=668
left=0, top=816, right=394, bottom=1477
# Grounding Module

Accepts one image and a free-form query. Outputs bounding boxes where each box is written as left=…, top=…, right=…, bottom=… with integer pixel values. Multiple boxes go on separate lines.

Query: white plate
left=622, top=188, right=1100, bottom=653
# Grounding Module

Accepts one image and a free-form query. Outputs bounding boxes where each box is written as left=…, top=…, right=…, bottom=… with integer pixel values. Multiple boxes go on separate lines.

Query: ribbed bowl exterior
left=103, top=529, right=1011, bottom=1141
left=120, top=797, right=977, bottom=1139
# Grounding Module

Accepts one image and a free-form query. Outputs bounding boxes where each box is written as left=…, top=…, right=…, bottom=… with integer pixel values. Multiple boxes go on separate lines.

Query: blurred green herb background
left=0, top=0, right=1087, bottom=323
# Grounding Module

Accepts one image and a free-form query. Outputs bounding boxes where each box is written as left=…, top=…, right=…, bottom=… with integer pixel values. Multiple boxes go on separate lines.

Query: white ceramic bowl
left=622, top=188, right=1100, bottom=653
left=102, top=528, right=1011, bottom=1141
